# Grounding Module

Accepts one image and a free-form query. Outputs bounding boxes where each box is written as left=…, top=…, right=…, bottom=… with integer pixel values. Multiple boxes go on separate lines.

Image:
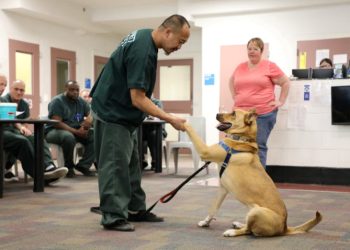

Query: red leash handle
left=160, top=190, right=177, bottom=203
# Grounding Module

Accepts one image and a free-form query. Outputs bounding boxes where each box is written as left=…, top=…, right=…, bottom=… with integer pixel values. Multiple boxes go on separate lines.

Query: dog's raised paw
left=232, top=221, right=244, bottom=229
left=223, top=229, right=236, bottom=237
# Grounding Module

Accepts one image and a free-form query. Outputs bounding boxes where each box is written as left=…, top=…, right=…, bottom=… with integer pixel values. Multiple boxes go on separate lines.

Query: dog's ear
left=245, top=110, right=257, bottom=125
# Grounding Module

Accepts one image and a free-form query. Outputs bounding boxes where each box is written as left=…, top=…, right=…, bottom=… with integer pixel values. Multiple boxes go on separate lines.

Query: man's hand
left=75, top=127, right=89, bottom=139
left=19, top=126, right=32, bottom=136
left=169, top=115, right=186, bottom=131
left=81, top=119, right=92, bottom=130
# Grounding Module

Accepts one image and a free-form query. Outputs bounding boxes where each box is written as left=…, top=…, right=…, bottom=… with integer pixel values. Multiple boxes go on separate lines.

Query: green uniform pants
left=94, top=119, right=146, bottom=225
left=46, top=129, right=95, bottom=170
left=4, top=128, right=54, bottom=177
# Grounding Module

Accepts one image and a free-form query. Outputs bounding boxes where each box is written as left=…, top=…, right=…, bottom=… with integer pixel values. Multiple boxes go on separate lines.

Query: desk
left=0, top=119, right=58, bottom=198
left=138, top=119, right=165, bottom=173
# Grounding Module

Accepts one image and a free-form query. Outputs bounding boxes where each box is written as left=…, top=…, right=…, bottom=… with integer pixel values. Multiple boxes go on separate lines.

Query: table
left=138, top=119, right=165, bottom=173
left=0, top=118, right=58, bottom=198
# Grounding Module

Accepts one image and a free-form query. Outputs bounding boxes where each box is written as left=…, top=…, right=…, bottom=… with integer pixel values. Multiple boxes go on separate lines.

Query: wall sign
left=304, top=84, right=310, bottom=101
left=204, top=74, right=215, bottom=85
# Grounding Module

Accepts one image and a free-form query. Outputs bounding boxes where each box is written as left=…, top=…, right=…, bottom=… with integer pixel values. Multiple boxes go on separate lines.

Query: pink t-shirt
left=232, top=60, right=284, bottom=115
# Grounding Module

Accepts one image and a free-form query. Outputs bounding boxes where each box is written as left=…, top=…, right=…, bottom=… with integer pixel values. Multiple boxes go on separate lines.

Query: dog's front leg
left=184, top=123, right=224, bottom=162
left=198, top=186, right=228, bottom=227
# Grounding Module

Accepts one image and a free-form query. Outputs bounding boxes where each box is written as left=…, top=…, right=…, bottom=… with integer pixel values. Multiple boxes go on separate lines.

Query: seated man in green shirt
left=45, top=80, right=95, bottom=178
left=0, top=79, right=68, bottom=184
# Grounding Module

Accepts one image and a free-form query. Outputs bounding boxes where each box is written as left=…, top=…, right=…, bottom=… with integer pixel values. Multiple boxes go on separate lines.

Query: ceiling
left=2, top=0, right=350, bottom=37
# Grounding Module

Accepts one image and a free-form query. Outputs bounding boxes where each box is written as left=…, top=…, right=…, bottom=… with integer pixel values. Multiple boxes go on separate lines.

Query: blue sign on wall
left=204, top=74, right=215, bottom=85
left=85, top=78, right=91, bottom=89
left=304, top=84, right=310, bottom=101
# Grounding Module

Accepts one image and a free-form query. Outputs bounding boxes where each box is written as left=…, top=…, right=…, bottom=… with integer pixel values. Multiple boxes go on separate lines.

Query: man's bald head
left=10, top=80, right=26, bottom=102
left=0, top=74, right=7, bottom=96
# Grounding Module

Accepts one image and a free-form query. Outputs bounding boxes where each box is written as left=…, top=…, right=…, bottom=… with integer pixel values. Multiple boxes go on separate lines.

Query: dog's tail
left=285, top=211, right=322, bottom=235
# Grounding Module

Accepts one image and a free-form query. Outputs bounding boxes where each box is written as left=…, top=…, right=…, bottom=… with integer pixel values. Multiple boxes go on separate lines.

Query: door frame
left=9, top=39, right=40, bottom=118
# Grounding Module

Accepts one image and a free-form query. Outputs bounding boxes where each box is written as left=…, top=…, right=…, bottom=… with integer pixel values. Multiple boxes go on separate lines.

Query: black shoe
left=151, top=162, right=156, bottom=171
left=45, top=178, right=59, bottom=186
left=75, top=166, right=96, bottom=177
left=103, top=220, right=135, bottom=232
left=142, top=161, right=148, bottom=170
left=44, top=165, right=68, bottom=180
left=66, top=168, right=76, bottom=178
left=90, top=206, right=102, bottom=215
left=4, top=171, right=19, bottom=182
left=128, top=211, right=164, bottom=222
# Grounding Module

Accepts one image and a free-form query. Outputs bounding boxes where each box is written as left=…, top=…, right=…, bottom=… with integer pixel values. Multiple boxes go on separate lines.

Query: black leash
left=90, top=161, right=211, bottom=215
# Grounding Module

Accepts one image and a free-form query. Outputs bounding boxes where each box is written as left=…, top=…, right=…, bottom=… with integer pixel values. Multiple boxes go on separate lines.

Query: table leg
left=0, top=124, right=4, bottom=198
left=154, top=124, right=162, bottom=173
left=137, top=126, right=143, bottom=171
left=33, top=123, right=44, bottom=192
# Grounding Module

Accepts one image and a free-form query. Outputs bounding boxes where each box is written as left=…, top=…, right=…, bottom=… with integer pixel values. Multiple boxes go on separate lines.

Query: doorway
left=94, top=55, right=108, bottom=82
left=50, top=48, right=76, bottom=97
left=154, top=59, right=193, bottom=141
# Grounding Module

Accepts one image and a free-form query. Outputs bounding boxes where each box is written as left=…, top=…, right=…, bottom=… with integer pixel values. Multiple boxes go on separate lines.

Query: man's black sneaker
left=66, top=168, right=76, bottom=178
left=142, top=161, right=148, bottom=170
left=4, top=171, right=19, bottom=182
left=75, top=166, right=96, bottom=177
left=103, top=220, right=135, bottom=232
left=128, top=211, right=164, bottom=222
left=44, top=165, right=68, bottom=180
left=45, top=178, right=59, bottom=186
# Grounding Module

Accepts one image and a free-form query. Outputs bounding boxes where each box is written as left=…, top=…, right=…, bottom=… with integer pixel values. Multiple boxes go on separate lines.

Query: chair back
left=179, top=116, right=206, bottom=143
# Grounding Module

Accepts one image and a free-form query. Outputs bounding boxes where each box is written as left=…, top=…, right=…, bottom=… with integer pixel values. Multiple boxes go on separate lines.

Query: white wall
left=196, top=3, right=350, bottom=168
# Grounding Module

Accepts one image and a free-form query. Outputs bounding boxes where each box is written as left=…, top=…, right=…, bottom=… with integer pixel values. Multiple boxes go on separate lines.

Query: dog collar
left=219, top=141, right=240, bottom=177
left=228, top=134, right=254, bottom=142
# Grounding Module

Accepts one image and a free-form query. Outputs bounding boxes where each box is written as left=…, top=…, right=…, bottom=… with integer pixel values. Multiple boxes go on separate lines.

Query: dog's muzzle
left=217, top=122, right=232, bottom=131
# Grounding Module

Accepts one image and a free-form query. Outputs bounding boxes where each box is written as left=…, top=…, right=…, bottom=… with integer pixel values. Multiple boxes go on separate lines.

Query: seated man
left=142, top=97, right=167, bottom=170
left=0, top=79, right=68, bottom=184
left=80, top=89, right=92, bottom=104
left=45, top=80, right=95, bottom=178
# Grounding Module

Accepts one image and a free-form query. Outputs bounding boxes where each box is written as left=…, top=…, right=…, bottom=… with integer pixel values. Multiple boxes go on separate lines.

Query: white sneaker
left=44, top=165, right=68, bottom=180
left=4, top=171, right=19, bottom=182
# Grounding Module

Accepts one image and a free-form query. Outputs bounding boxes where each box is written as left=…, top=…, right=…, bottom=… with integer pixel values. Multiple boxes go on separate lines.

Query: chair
left=49, top=143, right=84, bottom=168
left=48, top=144, right=65, bottom=168
left=166, top=116, right=208, bottom=174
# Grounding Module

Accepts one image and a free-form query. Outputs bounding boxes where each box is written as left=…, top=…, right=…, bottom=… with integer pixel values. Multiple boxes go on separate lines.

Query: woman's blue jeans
left=256, top=109, right=278, bottom=168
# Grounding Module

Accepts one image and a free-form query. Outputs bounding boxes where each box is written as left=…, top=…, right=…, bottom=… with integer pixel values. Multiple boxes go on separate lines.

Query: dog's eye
left=231, top=111, right=236, bottom=118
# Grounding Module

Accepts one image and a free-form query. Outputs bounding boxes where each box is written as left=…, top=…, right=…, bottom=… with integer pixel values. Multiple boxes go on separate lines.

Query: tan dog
left=184, top=109, right=321, bottom=237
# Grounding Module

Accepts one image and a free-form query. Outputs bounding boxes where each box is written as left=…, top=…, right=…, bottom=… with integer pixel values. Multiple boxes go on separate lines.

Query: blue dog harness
left=219, top=141, right=240, bottom=177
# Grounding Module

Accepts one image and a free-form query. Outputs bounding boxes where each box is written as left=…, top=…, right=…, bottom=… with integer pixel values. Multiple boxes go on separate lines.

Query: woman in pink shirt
left=229, top=37, right=290, bottom=168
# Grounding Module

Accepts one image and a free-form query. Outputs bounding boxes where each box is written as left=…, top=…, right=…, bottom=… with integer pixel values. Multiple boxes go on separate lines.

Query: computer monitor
left=312, top=68, right=334, bottom=79
left=331, top=85, right=350, bottom=125
left=292, top=69, right=311, bottom=79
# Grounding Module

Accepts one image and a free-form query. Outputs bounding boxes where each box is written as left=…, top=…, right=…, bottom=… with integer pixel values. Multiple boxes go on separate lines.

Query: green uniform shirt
left=0, top=94, right=29, bottom=130
left=46, top=93, right=90, bottom=132
left=90, top=29, right=158, bottom=127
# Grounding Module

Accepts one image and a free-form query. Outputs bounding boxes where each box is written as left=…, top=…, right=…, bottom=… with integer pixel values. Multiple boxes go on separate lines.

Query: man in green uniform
left=0, top=79, right=68, bottom=184
left=90, top=14, right=191, bottom=231
left=46, top=80, right=95, bottom=178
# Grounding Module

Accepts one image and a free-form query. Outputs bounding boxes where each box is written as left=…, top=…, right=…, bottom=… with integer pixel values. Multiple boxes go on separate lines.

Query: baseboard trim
left=266, top=165, right=350, bottom=185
